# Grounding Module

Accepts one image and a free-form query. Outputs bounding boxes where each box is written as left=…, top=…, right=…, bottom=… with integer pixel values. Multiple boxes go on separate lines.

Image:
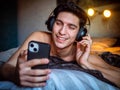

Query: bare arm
left=76, top=34, right=120, bottom=88
left=1, top=31, right=51, bottom=86
left=79, top=53, right=120, bottom=87
left=87, top=54, right=120, bottom=88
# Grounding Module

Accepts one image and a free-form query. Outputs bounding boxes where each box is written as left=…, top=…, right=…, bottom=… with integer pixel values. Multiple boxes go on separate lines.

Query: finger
left=82, top=35, right=91, bottom=40
left=20, top=81, right=46, bottom=87
left=29, top=69, right=51, bottom=76
left=82, top=41, right=91, bottom=46
left=20, top=69, right=51, bottom=76
left=24, top=50, right=27, bottom=59
left=18, top=50, right=27, bottom=64
left=76, top=42, right=81, bottom=48
left=20, top=75, right=49, bottom=83
left=80, top=42, right=87, bottom=47
left=20, top=59, right=49, bottom=69
left=25, top=59, right=49, bottom=68
left=16, top=50, right=26, bottom=69
left=79, top=41, right=90, bottom=48
left=80, top=39, right=92, bottom=45
left=19, top=50, right=27, bottom=58
left=80, top=39, right=90, bottom=44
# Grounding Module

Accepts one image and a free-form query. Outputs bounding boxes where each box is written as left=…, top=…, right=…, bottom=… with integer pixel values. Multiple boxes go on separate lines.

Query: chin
left=55, top=42, right=66, bottom=49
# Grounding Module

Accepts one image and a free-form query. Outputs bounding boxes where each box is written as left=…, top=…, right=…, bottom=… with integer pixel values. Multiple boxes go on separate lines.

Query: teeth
left=58, top=37, right=65, bottom=40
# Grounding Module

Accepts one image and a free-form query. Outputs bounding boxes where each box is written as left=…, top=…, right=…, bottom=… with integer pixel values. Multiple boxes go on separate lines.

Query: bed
left=91, top=37, right=120, bottom=68
left=0, top=37, right=120, bottom=90
left=91, top=37, right=120, bottom=55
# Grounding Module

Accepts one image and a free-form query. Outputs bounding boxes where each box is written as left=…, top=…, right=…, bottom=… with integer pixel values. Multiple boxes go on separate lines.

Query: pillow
left=92, top=37, right=117, bottom=47
left=0, top=47, right=18, bottom=66
left=91, top=37, right=117, bottom=54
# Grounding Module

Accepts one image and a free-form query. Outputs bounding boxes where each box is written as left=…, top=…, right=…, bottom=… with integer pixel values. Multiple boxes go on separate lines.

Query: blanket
left=100, top=52, right=120, bottom=68
left=0, top=69, right=119, bottom=90
left=0, top=48, right=120, bottom=90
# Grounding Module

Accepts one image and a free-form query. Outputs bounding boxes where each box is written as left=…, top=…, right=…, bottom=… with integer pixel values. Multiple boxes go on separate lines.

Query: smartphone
left=27, top=40, right=50, bottom=69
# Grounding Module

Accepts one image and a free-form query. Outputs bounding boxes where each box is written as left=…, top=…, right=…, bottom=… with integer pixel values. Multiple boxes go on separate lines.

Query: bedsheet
left=0, top=69, right=119, bottom=90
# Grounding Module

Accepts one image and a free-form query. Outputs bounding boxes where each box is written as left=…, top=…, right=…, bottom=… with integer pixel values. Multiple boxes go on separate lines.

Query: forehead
left=57, top=12, right=80, bottom=25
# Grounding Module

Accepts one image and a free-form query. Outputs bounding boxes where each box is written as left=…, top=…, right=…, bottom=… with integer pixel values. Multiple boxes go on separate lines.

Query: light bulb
left=88, top=8, right=95, bottom=16
left=103, top=10, right=111, bottom=18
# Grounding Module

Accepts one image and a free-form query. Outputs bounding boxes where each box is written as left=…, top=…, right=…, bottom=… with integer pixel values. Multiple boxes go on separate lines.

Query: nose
left=59, top=25, right=67, bottom=35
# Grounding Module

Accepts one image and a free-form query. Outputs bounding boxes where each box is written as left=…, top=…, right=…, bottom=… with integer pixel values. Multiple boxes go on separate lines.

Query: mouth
left=56, top=35, right=67, bottom=43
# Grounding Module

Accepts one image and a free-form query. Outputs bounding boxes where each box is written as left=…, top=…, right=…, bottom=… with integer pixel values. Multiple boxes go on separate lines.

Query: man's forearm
left=0, top=63, right=17, bottom=83
left=88, top=54, right=120, bottom=88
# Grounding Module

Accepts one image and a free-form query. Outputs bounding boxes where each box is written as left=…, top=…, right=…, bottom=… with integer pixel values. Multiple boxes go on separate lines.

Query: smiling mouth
left=56, top=35, right=66, bottom=43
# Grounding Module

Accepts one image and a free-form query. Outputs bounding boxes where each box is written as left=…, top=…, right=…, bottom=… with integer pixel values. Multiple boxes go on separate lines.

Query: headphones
left=45, top=2, right=90, bottom=41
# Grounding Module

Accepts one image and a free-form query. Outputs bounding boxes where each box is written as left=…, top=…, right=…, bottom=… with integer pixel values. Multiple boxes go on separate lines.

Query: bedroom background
left=0, top=1, right=120, bottom=88
left=0, top=0, right=120, bottom=53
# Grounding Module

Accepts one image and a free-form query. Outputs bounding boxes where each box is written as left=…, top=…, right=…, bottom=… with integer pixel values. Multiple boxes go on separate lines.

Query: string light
left=87, top=8, right=111, bottom=18
left=103, top=9, right=111, bottom=18
left=87, top=8, right=95, bottom=16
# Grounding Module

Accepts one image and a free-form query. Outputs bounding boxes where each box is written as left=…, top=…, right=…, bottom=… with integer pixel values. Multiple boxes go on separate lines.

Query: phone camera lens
left=30, top=43, right=34, bottom=47
left=33, top=48, right=37, bottom=52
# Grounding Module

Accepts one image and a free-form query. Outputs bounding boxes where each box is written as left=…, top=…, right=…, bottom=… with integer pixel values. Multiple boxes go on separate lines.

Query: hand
left=15, top=50, right=51, bottom=87
left=76, top=34, right=92, bottom=68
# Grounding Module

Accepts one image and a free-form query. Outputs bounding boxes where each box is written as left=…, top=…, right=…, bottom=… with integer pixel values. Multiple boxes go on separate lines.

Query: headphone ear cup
left=76, top=27, right=87, bottom=41
left=45, top=16, right=55, bottom=31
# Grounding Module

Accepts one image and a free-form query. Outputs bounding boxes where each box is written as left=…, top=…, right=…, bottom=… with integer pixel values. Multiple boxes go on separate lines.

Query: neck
left=51, top=42, right=76, bottom=62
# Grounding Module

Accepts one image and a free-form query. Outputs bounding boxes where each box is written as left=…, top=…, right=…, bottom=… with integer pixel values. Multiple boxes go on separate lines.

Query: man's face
left=52, top=12, right=80, bottom=49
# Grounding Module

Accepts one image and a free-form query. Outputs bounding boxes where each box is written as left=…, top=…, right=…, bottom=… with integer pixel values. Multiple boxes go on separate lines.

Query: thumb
left=18, top=50, right=27, bottom=64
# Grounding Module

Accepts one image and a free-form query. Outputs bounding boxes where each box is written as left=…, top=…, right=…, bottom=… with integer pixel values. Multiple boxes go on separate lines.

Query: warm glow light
left=103, top=10, right=111, bottom=18
left=87, top=8, right=95, bottom=16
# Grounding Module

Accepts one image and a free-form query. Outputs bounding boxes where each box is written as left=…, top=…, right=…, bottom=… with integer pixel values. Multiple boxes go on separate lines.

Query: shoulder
left=28, top=31, right=52, bottom=43
left=31, top=31, right=51, bottom=37
left=20, top=31, right=52, bottom=50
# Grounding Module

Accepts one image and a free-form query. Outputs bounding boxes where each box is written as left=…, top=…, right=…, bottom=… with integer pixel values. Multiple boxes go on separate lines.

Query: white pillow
left=0, top=47, right=18, bottom=65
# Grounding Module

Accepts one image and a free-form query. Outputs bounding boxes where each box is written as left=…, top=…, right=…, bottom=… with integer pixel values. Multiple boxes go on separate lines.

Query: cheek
left=52, top=25, right=57, bottom=39
left=52, top=24, right=56, bottom=32
left=52, top=23, right=60, bottom=33
left=52, top=27, right=58, bottom=36
left=69, top=31, right=78, bottom=40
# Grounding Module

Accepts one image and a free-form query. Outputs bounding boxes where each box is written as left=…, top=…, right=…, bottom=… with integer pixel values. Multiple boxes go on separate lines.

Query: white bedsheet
left=0, top=69, right=119, bottom=90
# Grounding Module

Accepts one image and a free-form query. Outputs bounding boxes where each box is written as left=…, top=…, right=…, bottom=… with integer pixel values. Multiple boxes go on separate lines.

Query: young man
left=1, top=2, right=120, bottom=88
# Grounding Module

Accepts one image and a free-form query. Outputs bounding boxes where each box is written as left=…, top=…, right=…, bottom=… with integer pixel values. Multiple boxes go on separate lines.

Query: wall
left=1, top=1, right=119, bottom=51
left=18, top=1, right=120, bottom=45
left=18, top=0, right=56, bottom=45
left=0, top=0, right=18, bottom=52
left=88, top=3, right=120, bottom=38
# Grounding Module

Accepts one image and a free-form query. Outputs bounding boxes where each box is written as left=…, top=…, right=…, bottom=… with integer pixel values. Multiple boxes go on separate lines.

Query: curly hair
left=53, top=2, right=89, bottom=28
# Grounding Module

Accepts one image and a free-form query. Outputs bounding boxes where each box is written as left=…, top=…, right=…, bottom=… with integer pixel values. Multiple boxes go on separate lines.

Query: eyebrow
left=56, top=18, right=78, bottom=28
left=55, top=19, right=63, bottom=23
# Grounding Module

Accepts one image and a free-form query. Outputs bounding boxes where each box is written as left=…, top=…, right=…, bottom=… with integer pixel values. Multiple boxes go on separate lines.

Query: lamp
left=87, top=8, right=95, bottom=17
left=103, top=9, right=111, bottom=18
left=87, top=8, right=111, bottom=18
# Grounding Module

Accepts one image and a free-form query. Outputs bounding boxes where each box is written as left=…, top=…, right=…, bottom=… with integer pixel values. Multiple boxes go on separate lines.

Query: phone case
left=27, top=40, right=50, bottom=69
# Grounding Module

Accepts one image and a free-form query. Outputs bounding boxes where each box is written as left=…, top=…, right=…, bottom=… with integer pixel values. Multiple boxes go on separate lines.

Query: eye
left=69, top=25, right=76, bottom=30
left=55, top=20, right=62, bottom=26
left=70, top=27, right=75, bottom=30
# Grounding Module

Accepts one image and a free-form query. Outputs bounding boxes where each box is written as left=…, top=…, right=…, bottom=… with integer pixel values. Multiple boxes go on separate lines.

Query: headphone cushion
left=76, top=27, right=87, bottom=41
left=45, top=16, right=55, bottom=31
